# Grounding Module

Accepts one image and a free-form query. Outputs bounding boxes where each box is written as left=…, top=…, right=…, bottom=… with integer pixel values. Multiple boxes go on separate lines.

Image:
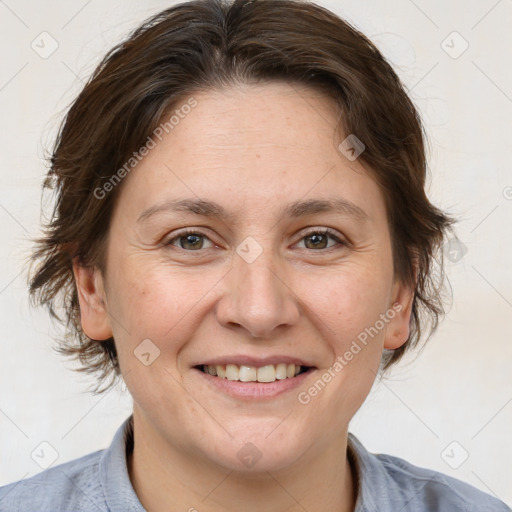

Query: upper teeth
left=202, top=363, right=303, bottom=382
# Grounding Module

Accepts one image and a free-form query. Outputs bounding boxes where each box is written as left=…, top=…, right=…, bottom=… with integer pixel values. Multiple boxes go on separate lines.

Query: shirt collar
left=348, top=433, right=383, bottom=512
left=99, top=416, right=383, bottom=511
left=99, top=415, right=145, bottom=512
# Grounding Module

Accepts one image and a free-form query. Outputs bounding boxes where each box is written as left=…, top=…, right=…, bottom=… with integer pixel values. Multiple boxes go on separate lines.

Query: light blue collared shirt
left=0, top=415, right=509, bottom=511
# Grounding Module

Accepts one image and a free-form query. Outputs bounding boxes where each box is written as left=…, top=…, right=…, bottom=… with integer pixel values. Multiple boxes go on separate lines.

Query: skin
left=74, top=81, right=415, bottom=512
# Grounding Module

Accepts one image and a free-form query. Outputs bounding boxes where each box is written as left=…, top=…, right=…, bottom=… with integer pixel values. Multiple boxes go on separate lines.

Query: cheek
left=299, top=311, right=385, bottom=432
left=106, top=257, right=221, bottom=350
left=309, top=265, right=393, bottom=344
left=299, top=267, right=391, bottom=400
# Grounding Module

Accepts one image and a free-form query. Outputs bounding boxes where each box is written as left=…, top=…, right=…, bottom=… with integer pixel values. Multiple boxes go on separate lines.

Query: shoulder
left=377, top=452, right=509, bottom=511
left=348, top=434, right=511, bottom=512
left=0, top=449, right=107, bottom=512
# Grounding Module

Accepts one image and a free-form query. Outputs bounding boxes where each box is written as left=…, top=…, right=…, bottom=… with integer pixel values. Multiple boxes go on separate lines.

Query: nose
left=215, top=247, right=301, bottom=339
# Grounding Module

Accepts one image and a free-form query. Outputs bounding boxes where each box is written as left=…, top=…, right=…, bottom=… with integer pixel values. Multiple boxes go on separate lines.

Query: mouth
left=193, top=363, right=316, bottom=399
left=194, top=363, right=312, bottom=383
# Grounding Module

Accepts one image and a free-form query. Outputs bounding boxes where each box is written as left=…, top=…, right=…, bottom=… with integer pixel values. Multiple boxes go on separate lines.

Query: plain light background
left=0, top=0, right=511, bottom=505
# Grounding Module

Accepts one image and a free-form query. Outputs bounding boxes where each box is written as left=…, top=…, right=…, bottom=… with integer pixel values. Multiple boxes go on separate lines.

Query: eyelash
left=165, top=228, right=348, bottom=253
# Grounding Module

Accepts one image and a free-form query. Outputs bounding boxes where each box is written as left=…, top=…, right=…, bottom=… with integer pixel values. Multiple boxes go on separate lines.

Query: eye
left=165, top=228, right=348, bottom=253
left=296, top=228, right=347, bottom=251
left=165, top=229, right=215, bottom=251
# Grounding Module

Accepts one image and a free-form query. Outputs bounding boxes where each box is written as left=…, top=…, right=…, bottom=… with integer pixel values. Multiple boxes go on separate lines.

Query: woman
left=0, top=0, right=509, bottom=510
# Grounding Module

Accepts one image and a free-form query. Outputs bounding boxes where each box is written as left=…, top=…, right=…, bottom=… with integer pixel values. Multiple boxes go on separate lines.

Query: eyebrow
left=137, top=197, right=369, bottom=223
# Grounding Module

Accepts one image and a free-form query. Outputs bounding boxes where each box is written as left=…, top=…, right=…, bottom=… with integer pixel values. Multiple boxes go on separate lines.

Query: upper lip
left=194, top=355, right=315, bottom=368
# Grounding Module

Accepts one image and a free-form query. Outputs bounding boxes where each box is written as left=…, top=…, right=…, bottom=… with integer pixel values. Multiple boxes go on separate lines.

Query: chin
left=200, top=422, right=308, bottom=474
left=215, top=446, right=304, bottom=474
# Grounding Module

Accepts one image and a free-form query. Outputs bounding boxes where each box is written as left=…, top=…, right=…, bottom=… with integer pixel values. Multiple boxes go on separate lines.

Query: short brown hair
left=30, top=0, right=453, bottom=392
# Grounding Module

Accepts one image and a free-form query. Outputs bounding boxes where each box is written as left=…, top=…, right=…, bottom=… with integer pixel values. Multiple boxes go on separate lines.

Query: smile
left=197, top=363, right=310, bottom=383
left=193, top=363, right=316, bottom=399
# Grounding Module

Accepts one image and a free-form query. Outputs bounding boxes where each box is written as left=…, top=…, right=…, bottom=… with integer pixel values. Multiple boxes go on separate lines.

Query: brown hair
left=30, top=0, right=453, bottom=392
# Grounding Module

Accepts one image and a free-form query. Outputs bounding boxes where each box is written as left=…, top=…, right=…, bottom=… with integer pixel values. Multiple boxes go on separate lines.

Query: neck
left=127, top=413, right=357, bottom=512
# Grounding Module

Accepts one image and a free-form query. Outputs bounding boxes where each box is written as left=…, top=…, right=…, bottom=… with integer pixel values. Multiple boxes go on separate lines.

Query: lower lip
left=193, top=367, right=316, bottom=399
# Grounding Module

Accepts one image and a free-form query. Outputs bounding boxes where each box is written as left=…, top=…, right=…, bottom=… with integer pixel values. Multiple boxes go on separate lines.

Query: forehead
left=114, top=81, right=386, bottom=223
left=170, top=81, right=343, bottom=165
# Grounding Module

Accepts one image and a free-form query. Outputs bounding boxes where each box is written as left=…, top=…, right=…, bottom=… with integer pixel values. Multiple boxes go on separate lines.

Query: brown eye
left=298, top=229, right=345, bottom=251
left=166, top=230, right=214, bottom=251
left=178, top=233, right=204, bottom=250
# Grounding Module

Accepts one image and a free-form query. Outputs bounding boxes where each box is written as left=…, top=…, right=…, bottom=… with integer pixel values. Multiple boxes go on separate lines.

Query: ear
left=72, top=259, right=113, bottom=340
left=383, top=276, right=415, bottom=350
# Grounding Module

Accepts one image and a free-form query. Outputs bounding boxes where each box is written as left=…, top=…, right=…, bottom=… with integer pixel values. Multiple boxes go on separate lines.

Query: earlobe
left=383, top=279, right=415, bottom=350
left=72, top=259, right=113, bottom=341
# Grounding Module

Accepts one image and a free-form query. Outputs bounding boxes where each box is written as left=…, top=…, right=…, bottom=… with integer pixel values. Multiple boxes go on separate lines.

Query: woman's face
left=76, top=81, right=413, bottom=473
